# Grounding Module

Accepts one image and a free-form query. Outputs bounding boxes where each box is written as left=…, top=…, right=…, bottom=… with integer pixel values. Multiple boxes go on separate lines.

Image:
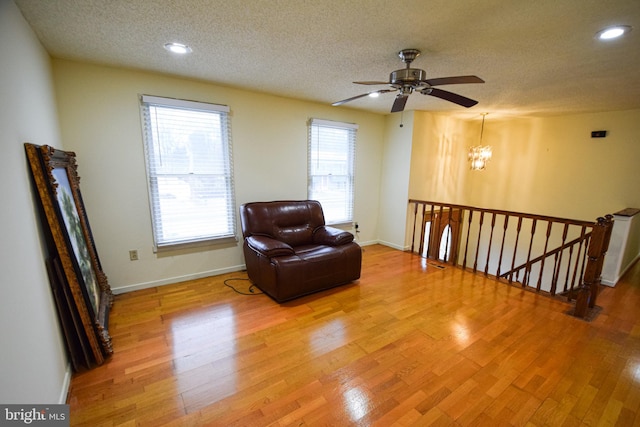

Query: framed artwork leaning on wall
left=25, top=143, right=113, bottom=369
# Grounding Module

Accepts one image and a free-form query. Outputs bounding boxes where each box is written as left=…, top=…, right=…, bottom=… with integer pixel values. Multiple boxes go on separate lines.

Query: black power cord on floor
left=223, top=277, right=264, bottom=296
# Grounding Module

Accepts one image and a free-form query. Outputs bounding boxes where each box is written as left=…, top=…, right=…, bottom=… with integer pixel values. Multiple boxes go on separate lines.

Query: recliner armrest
left=313, top=226, right=354, bottom=246
left=246, top=235, right=295, bottom=257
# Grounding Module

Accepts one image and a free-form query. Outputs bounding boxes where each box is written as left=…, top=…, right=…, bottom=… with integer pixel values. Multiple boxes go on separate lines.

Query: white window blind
left=308, top=118, right=358, bottom=225
left=140, top=95, right=236, bottom=250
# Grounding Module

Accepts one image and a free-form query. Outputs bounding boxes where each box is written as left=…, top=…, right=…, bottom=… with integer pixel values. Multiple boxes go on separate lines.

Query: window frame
left=139, top=95, right=237, bottom=251
left=307, top=118, right=358, bottom=226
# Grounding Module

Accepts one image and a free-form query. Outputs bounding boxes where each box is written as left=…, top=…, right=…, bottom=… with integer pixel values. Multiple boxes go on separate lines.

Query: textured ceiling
left=14, top=0, right=640, bottom=117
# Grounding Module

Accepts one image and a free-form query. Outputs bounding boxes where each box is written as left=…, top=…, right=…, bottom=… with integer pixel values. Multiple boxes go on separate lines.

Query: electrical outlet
left=129, top=250, right=139, bottom=261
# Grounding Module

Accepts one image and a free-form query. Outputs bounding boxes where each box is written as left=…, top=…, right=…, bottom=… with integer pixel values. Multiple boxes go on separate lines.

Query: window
left=308, top=118, right=357, bottom=224
left=140, top=95, right=236, bottom=250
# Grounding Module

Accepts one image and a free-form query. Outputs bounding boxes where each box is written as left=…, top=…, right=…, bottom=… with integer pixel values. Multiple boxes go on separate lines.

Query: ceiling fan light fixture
left=331, top=48, right=484, bottom=112
left=596, top=25, right=631, bottom=40
left=164, top=42, right=192, bottom=54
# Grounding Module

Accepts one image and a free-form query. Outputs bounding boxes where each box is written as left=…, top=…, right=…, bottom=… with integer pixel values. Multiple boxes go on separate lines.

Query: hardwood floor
left=67, top=245, right=640, bottom=426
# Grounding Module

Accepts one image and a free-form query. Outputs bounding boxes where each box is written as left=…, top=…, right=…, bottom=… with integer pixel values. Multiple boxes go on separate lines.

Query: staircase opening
left=409, top=200, right=614, bottom=319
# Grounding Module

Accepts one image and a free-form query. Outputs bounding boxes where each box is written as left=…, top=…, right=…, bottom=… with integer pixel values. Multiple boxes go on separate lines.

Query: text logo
left=1, top=405, right=69, bottom=426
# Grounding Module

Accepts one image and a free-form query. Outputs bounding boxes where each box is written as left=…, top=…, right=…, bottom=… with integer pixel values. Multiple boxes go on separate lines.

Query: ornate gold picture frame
left=25, top=143, right=113, bottom=368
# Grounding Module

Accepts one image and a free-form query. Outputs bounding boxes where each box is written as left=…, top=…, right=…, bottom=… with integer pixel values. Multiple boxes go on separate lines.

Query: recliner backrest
left=239, top=200, right=326, bottom=247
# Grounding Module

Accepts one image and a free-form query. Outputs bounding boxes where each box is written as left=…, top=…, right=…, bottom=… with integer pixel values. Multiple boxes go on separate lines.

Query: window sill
left=155, top=235, right=238, bottom=253
left=326, top=221, right=354, bottom=229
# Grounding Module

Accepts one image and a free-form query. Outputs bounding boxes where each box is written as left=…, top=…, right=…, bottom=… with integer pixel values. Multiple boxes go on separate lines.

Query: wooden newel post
left=590, top=215, right=614, bottom=308
left=574, top=215, right=614, bottom=318
left=410, top=201, right=418, bottom=253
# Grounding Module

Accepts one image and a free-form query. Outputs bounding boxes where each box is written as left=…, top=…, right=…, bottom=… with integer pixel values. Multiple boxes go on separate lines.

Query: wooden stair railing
left=502, top=233, right=590, bottom=293
left=408, top=200, right=614, bottom=319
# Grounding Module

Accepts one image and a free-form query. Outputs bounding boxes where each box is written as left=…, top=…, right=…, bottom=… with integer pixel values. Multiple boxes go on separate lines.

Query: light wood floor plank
left=67, top=245, right=640, bottom=426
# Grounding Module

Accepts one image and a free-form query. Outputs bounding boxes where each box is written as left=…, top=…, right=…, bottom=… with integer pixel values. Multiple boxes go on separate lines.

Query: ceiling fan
left=333, top=49, right=484, bottom=113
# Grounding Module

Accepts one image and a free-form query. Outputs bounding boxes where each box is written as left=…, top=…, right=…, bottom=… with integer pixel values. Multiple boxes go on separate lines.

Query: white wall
left=0, top=0, right=69, bottom=404
left=51, top=60, right=385, bottom=292
left=602, top=212, right=640, bottom=286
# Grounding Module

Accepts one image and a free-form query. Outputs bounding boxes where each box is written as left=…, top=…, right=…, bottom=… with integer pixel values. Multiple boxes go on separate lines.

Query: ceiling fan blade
left=353, top=81, right=390, bottom=85
left=332, top=93, right=370, bottom=106
left=424, top=75, right=485, bottom=86
left=425, top=88, right=478, bottom=108
left=391, top=94, right=409, bottom=113
left=332, top=89, right=395, bottom=106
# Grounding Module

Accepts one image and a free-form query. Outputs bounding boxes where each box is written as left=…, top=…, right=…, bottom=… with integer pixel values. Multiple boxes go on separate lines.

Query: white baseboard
left=376, top=240, right=410, bottom=251
left=111, top=265, right=247, bottom=294
left=59, top=363, right=72, bottom=404
left=355, top=239, right=378, bottom=247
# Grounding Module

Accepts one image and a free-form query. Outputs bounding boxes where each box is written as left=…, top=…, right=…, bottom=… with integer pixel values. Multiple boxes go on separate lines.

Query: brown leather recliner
left=239, top=200, right=362, bottom=302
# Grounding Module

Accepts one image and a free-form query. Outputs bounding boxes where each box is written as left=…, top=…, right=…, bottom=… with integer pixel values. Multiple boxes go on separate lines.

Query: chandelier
left=469, top=113, right=492, bottom=170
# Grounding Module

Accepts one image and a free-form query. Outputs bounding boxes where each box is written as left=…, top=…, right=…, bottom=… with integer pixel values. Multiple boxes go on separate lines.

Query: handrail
left=408, top=200, right=595, bottom=228
left=501, top=233, right=591, bottom=289
left=407, top=200, right=613, bottom=319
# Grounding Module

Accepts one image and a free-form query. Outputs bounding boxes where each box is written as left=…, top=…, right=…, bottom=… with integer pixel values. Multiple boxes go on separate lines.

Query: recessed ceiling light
left=596, top=25, right=632, bottom=40
left=164, top=42, right=192, bottom=54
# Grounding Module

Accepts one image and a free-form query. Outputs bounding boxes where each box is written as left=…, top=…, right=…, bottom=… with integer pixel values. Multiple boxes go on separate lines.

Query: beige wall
left=409, top=112, right=470, bottom=205
left=52, top=59, right=385, bottom=292
left=377, top=112, right=415, bottom=249
left=0, top=0, right=69, bottom=404
left=409, top=109, right=640, bottom=222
